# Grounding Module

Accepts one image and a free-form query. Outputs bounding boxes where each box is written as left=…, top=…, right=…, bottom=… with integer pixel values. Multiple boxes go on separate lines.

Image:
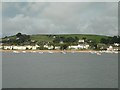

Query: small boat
left=90, top=52, right=95, bottom=54
left=71, top=51, right=75, bottom=53
left=22, top=51, right=26, bottom=53
left=13, top=51, right=19, bottom=53
left=48, top=51, right=53, bottom=54
left=32, top=51, right=36, bottom=53
left=61, top=51, right=66, bottom=54
left=96, top=52, right=101, bottom=55
left=114, top=51, right=118, bottom=54
left=39, top=52, right=43, bottom=54
left=89, top=51, right=96, bottom=54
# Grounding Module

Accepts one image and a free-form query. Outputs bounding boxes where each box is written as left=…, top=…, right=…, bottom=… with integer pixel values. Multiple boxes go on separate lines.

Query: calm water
left=2, top=52, right=118, bottom=88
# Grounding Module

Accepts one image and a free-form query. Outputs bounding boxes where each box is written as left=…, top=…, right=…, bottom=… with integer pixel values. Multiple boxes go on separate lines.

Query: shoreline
left=0, top=50, right=95, bottom=53
left=0, top=49, right=119, bottom=53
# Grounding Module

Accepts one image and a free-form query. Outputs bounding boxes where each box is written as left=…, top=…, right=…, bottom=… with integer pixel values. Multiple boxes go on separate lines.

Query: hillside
left=30, top=34, right=111, bottom=43
left=1, top=34, right=111, bottom=43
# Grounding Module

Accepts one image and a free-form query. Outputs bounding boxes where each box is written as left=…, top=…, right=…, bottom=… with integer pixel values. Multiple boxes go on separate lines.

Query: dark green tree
left=16, top=33, right=22, bottom=37
left=60, top=44, right=69, bottom=50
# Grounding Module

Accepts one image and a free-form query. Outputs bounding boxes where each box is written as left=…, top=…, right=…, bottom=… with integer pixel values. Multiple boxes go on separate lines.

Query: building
left=12, top=46, right=26, bottom=50
left=107, top=46, right=113, bottom=51
left=44, top=45, right=54, bottom=50
left=97, top=44, right=108, bottom=50
left=59, top=41, right=64, bottom=44
left=68, top=45, right=78, bottom=50
left=68, top=44, right=89, bottom=50
left=55, top=46, right=60, bottom=50
left=113, top=47, right=119, bottom=51
left=114, top=43, right=119, bottom=46
left=78, top=39, right=85, bottom=45
left=3, top=44, right=40, bottom=50
left=3, top=46, right=13, bottom=50
left=78, top=40, right=84, bottom=43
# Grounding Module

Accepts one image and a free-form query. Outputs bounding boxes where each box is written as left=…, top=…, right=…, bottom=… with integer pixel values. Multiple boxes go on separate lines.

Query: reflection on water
left=2, top=52, right=118, bottom=88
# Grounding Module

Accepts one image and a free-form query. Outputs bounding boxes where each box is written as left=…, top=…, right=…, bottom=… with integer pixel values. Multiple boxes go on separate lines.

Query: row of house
left=1, top=45, right=39, bottom=50
left=0, top=38, right=119, bottom=51
left=0, top=44, right=90, bottom=50
left=107, top=45, right=120, bottom=51
left=68, top=44, right=89, bottom=50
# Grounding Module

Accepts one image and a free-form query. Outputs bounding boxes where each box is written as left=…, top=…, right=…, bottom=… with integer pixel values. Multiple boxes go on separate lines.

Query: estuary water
left=2, top=52, right=118, bottom=88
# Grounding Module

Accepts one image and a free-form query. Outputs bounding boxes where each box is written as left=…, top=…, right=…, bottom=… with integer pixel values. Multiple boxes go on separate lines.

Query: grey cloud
left=2, top=2, right=118, bottom=36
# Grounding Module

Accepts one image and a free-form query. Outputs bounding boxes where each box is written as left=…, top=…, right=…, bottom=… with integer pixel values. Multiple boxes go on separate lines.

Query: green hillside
left=30, top=34, right=110, bottom=43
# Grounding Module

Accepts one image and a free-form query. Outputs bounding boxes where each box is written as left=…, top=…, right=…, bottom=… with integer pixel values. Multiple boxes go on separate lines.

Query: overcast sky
left=2, top=2, right=118, bottom=36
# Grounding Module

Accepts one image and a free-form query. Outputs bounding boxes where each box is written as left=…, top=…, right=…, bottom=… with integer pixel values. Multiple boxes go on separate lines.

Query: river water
left=2, top=52, right=118, bottom=88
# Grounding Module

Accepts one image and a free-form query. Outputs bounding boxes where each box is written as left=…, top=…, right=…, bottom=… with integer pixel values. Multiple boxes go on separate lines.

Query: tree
left=82, top=37, right=86, bottom=40
left=100, top=38, right=109, bottom=44
left=89, top=39, right=97, bottom=49
left=65, top=37, right=75, bottom=43
left=111, top=36, right=118, bottom=43
left=16, top=34, right=31, bottom=45
left=75, top=36, right=79, bottom=42
left=4, top=36, right=8, bottom=38
left=118, top=36, right=120, bottom=43
left=16, top=33, right=22, bottom=37
left=100, top=38, right=106, bottom=44
left=60, top=44, right=69, bottom=50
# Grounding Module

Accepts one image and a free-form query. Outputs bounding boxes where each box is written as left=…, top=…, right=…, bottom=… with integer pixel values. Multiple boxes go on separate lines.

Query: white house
left=44, top=45, right=54, bottom=50
left=107, top=46, right=113, bottom=51
left=44, top=45, right=48, bottom=48
left=3, top=46, right=13, bottom=50
left=114, top=43, right=119, bottom=46
left=31, top=45, right=39, bottom=50
left=55, top=46, right=60, bottom=50
left=78, top=40, right=84, bottom=43
left=69, top=44, right=89, bottom=50
left=3, top=44, right=40, bottom=50
left=83, top=44, right=89, bottom=49
left=60, top=41, right=64, bottom=44
left=12, top=46, right=26, bottom=50
left=113, top=47, right=119, bottom=51
left=68, top=45, right=79, bottom=50
left=25, top=45, right=33, bottom=49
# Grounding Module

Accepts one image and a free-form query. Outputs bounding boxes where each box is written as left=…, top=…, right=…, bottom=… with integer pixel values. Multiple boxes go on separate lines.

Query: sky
left=2, top=2, right=118, bottom=37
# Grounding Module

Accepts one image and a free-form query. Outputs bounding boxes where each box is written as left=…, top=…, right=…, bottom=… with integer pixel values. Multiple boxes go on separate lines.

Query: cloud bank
left=2, top=2, right=118, bottom=36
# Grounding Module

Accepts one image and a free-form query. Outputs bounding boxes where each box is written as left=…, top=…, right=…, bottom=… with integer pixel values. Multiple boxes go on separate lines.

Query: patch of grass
left=30, top=35, right=54, bottom=42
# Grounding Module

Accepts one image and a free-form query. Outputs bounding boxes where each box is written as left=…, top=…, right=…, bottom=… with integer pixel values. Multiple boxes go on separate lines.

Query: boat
left=61, top=51, right=66, bottom=54
left=71, top=51, right=75, bottom=53
left=13, top=51, right=19, bottom=53
left=39, top=52, right=43, bottom=54
left=32, top=51, right=36, bottom=53
left=22, top=51, right=26, bottom=53
left=96, top=52, right=101, bottom=55
left=114, top=51, right=118, bottom=54
left=48, top=51, right=53, bottom=54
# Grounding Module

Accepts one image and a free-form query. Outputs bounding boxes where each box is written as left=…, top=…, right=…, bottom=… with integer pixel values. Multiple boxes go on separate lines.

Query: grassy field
left=30, top=34, right=110, bottom=43
left=30, top=35, right=54, bottom=42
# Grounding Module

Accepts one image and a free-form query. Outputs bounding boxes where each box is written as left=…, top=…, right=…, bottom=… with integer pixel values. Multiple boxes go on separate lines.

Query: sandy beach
left=0, top=49, right=98, bottom=53
left=0, top=50, right=119, bottom=54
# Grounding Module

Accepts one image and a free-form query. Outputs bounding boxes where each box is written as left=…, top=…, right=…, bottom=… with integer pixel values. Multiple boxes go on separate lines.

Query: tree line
left=100, top=36, right=120, bottom=44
